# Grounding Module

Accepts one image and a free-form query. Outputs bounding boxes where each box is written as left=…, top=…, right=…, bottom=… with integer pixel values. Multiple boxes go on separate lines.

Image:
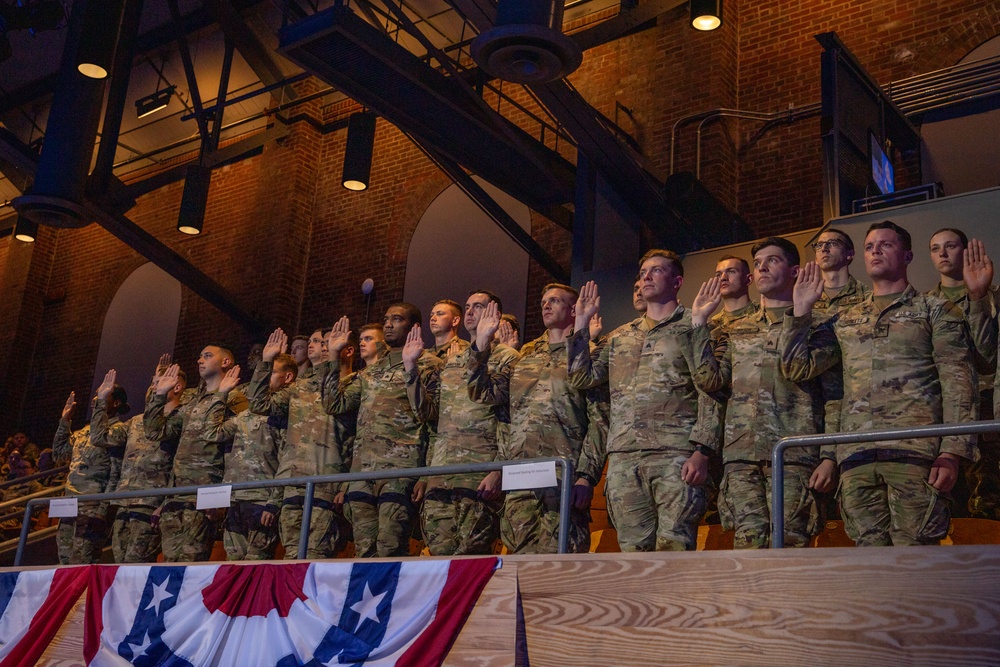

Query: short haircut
left=359, top=323, right=384, bottom=337
left=639, top=249, right=684, bottom=277
left=930, top=227, right=968, bottom=248
left=388, top=302, right=422, bottom=326
left=820, top=227, right=854, bottom=252
left=204, top=342, right=235, bottom=363
left=500, top=313, right=520, bottom=335
left=469, top=289, right=503, bottom=312
left=542, top=283, right=579, bottom=300
left=717, top=254, right=751, bottom=275
left=751, top=236, right=800, bottom=266
left=432, top=299, right=462, bottom=318
left=291, top=335, right=309, bottom=345
left=273, top=353, right=299, bottom=378
left=867, top=220, right=912, bottom=251
left=175, top=370, right=188, bottom=386
left=347, top=330, right=360, bottom=352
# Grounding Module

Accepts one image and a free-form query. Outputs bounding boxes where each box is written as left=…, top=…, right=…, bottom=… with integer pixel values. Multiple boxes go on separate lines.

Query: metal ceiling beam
left=87, top=201, right=267, bottom=334
left=0, top=127, right=266, bottom=334
left=168, top=0, right=211, bottom=143
left=207, top=0, right=299, bottom=102
left=90, top=0, right=146, bottom=197
left=0, top=0, right=269, bottom=116
left=412, top=135, right=570, bottom=283
left=570, top=0, right=685, bottom=50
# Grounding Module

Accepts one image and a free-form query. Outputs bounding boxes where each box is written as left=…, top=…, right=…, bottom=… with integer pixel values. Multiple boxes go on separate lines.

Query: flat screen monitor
left=871, top=133, right=895, bottom=195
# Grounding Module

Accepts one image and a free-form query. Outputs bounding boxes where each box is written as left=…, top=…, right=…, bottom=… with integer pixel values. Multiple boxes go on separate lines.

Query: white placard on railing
left=196, top=485, right=232, bottom=510
left=49, top=497, right=78, bottom=518
left=502, top=461, right=557, bottom=491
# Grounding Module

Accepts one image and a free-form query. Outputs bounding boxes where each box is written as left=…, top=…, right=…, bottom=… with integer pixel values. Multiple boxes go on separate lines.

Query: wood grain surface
left=515, top=546, right=1000, bottom=666
left=25, top=547, right=1000, bottom=666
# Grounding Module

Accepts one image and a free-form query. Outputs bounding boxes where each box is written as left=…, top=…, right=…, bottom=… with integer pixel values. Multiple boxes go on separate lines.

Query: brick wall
left=2, top=0, right=998, bottom=442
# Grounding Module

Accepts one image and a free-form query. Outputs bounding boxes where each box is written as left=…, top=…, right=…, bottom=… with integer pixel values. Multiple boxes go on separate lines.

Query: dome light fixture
left=691, top=0, right=722, bottom=31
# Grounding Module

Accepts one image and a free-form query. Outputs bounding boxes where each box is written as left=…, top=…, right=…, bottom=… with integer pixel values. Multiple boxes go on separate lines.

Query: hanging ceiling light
left=342, top=111, right=377, bottom=192
left=177, top=164, right=212, bottom=235
left=13, top=217, right=38, bottom=243
left=690, top=0, right=722, bottom=31
left=76, top=0, right=126, bottom=79
left=136, top=84, right=176, bottom=119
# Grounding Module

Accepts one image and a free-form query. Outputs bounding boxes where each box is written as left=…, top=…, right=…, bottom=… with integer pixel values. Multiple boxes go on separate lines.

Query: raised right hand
left=475, top=301, right=502, bottom=351
left=218, top=365, right=241, bottom=395
left=97, top=369, right=116, bottom=401
left=793, top=261, right=825, bottom=317
left=327, top=316, right=352, bottom=354
left=691, top=277, right=722, bottom=326
left=155, top=364, right=180, bottom=396
left=262, top=328, right=287, bottom=363
left=61, top=392, right=76, bottom=421
left=574, top=281, right=600, bottom=335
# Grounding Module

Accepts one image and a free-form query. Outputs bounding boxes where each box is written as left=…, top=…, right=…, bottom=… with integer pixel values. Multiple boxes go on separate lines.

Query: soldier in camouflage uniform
left=92, top=364, right=185, bottom=563
left=290, top=335, right=312, bottom=378
left=568, top=253, right=716, bottom=553
left=325, top=304, right=443, bottom=558
left=690, top=238, right=838, bottom=548
left=709, top=256, right=759, bottom=331
left=52, top=383, right=127, bottom=564
left=782, top=221, right=979, bottom=546
left=702, top=256, right=759, bottom=524
left=218, top=354, right=297, bottom=560
left=145, top=345, right=247, bottom=561
left=469, top=284, right=605, bottom=554
left=428, top=299, right=466, bottom=359
left=250, top=329, right=350, bottom=559
left=420, top=291, right=518, bottom=555
left=926, top=229, right=1000, bottom=519
left=358, top=323, right=387, bottom=367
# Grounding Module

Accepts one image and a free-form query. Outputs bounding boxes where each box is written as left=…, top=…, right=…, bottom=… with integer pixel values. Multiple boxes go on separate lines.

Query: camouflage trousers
left=111, top=504, right=160, bottom=563
left=718, top=462, right=821, bottom=549
left=421, top=485, right=500, bottom=556
left=159, top=503, right=221, bottom=562
left=500, top=488, right=590, bottom=555
left=224, top=500, right=279, bottom=561
left=57, top=502, right=112, bottom=565
left=967, top=431, right=1000, bottom=519
left=838, top=460, right=949, bottom=547
left=346, top=478, right=417, bottom=558
left=605, top=450, right=708, bottom=552
left=279, top=496, right=346, bottom=560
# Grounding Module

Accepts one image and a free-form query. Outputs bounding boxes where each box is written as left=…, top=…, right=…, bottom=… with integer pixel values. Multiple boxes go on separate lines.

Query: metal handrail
left=15, top=457, right=575, bottom=565
left=0, top=466, right=68, bottom=491
left=770, top=420, right=1000, bottom=548
left=0, top=485, right=66, bottom=511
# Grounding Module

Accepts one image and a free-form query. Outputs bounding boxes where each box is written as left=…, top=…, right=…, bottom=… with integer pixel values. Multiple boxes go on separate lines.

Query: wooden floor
left=31, top=544, right=1000, bottom=666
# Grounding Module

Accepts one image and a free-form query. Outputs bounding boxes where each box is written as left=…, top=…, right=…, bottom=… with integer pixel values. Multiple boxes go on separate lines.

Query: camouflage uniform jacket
left=566, top=307, right=720, bottom=457
left=690, top=309, right=835, bottom=465
left=926, top=283, right=997, bottom=389
left=814, top=274, right=872, bottom=314
left=144, top=388, right=244, bottom=491
left=469, top=331, right=604, bottom=483
left=780, top=285, right=979, bottom=464
left=324, top=349, right=442, bottom=471
left=249, top=363, right=349, bottom=484
left=708, top=300, right=759, bottom=335
left=53, top=413, right=123, bottom=496
left=427, top=340, right=520, bottom=489
left=220, top=409, right=285, bottom=506
left=431, top=338, right=469, bottom=360
left=92, top=405, right=178, bottom=507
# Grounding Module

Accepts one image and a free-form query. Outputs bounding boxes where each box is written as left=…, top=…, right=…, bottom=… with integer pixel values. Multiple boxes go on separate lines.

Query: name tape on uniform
left=502, top=461, right=557, bottom=491
left=196, top=485, right=233, bottom=510
left=49, top=497, right=78, bottom=518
